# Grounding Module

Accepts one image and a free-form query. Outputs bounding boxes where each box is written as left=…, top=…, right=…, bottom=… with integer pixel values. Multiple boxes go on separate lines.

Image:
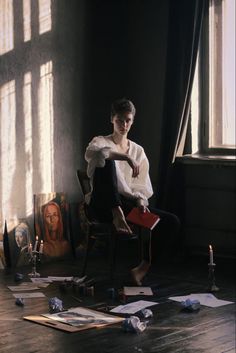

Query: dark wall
left=72, top=0, right=235, bottom=257
left=182, top=162, right=236, bottom=258
left=169, top=160, right=236, bottom=258
left=79, top=0, right=170, bottom=193
left=52, top=0, right=89, bottom=199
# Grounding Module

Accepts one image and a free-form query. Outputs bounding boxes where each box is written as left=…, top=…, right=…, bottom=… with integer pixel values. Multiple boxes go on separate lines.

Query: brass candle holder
left=28, top=239, right=43, bottom=278
left=28, top=249, right=42, bottom=278
left=207, top=263, right=219, bottom=292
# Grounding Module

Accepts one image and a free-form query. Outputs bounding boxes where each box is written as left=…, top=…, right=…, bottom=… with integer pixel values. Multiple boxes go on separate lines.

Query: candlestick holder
left=28, top=250, right=42, bottom=278
left=207, top=263, right=219, bottom=292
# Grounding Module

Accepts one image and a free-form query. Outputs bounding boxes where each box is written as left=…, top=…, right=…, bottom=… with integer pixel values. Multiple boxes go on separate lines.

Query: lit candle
left=209, top=244, right=214, bottom=265
left=39, top=240, right=44, bottom=254
left=34, top=236, right=39, bottom=251
left=28, top=243, right=32, bottom=255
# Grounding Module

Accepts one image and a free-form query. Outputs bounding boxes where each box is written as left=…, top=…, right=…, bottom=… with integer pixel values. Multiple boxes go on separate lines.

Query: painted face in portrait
left=43, top=202, right=64, bottom=242
left=45, top=204, right=59, bottom=232
left=15, top=223, right=29, bottom=249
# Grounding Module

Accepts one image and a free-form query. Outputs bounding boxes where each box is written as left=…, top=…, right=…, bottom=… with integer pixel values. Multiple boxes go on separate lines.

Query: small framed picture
left=12, top=220, right=32, bottom=267
left=1, top=219, right=32, bottom=268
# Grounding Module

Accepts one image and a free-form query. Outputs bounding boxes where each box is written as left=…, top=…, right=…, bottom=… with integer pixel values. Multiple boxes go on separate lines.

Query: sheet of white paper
left=123, top=286, right=153, bottom=296
left=36, top=283, right=50, bottom=288
left=13, top=292, right=46, bottom=298
left=168, top=293, right=234, bottom=308
left=110, top=300, right=158, bottom=314
left=30, top=278, right=53, bottom=283
left=168, top=295, right=190, bottom=302
left=47, top=276, right=73, bottom=281
left=189, top=293, right=234, bottom=307
left=8, top=283, right=39, bottom=291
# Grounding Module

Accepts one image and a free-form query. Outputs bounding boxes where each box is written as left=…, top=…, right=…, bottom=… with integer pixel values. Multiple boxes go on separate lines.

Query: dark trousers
left=88, top=160, right=180, bottom=263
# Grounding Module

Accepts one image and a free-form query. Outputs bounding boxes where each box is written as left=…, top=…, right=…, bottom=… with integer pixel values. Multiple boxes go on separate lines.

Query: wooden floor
left=0, top=249, right=235, bottom=353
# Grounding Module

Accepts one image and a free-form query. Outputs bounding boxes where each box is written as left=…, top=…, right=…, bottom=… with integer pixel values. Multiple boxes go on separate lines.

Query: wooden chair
left=76, top=169, right=139, bottom=281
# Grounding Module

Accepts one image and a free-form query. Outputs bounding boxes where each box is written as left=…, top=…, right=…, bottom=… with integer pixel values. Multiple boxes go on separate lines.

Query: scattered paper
left=36, top=283, right=50, bottom=288
left=31, top=278, right=53, bottom=283
left=42, top=307, right=122, bottom=327
left=110, top=300, right=158, bottom=314
left=13, top=292, right=46, bottom=298
left=169, top=293, right=234, bottom=308
left=73, top=276, right=87, bottom=285
left=123, top=286, right=153, bottom=296
left=47, top=276, right=73, bottom=281
left=8, top=283, right=39, bottom=291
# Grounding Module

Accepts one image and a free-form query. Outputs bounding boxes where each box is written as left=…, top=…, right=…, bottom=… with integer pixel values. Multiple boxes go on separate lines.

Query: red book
left=126, top=207, right=161, bottom=230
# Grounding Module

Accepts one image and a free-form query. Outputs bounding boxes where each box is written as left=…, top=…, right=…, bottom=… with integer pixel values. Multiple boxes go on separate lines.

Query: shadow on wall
left=0, top=0, right=84, bottom=228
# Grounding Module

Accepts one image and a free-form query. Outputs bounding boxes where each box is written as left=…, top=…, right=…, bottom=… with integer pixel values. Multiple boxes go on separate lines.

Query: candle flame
left=209, top=245, right=212, bottom=250
left=36, top=235, right=39, bottom=240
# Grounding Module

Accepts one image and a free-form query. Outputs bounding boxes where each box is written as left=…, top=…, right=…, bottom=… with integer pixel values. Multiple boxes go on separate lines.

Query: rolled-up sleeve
left=85, top=136, right=111, bottom=177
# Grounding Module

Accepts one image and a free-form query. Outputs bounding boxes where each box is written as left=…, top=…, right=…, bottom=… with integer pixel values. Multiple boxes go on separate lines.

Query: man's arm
left=108, top=151, right=140, bottom=178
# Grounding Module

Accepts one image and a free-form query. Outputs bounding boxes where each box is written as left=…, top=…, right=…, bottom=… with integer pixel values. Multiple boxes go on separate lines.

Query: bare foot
left=112, top=206, right=132, bottom=234
left=131, top=261, right=150, bottom=286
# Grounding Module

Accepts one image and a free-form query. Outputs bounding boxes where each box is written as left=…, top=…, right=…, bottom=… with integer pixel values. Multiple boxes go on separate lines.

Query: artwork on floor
left=34, top=193, right=71, bottom=259
left=10, top=220, right=32, bottom=267
left=0, top=219, right=32, bottom=268
left=42, top=306, right=123, bottom=331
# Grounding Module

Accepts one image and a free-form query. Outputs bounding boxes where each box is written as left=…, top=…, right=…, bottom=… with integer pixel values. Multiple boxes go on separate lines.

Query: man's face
left=111, top=112, right=134, bottom=136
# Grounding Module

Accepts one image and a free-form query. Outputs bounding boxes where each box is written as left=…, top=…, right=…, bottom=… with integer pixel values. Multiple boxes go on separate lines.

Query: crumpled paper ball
left=14, top=273, right=24, bottom=282
left=122, top=316, right=147, bottom=333
left=181, top=298, right=201, bottom=312
left=139, top=308, right=153, bottom=319
left=48, top=297, right=64, bottom=313
left=15, top=298, right=24, bottom=306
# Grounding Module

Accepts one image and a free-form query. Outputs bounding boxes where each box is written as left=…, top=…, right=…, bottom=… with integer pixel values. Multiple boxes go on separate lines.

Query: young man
left=85, top=98, right=180, bottom=285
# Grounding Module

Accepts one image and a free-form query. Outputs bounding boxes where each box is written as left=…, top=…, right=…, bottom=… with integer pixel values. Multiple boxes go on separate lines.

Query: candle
left=209, top=244, right=214, bottom=265
left=28, top=243, right=32, bottom=255
left=34, top=236, right=39, bottom=251
left=39, top=240, right=44, bottom=254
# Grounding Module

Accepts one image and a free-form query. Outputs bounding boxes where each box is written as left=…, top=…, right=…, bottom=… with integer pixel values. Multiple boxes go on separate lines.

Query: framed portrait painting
left=34, top=193, right=72, bottom=259
left=10, top=220, right=32, bottom=267
left=0, top=219, right=32, bottom=268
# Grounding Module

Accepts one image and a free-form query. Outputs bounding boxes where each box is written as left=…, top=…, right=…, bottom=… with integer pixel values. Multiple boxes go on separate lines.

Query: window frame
left=196, top=0, right=236, bottom=157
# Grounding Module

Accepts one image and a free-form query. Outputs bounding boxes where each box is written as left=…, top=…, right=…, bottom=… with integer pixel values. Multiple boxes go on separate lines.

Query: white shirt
left=85, top=135, right=153, bottom=205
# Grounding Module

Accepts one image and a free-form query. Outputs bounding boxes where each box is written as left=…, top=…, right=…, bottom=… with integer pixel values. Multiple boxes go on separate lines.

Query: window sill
left=176, top=154, right=236, bottom=166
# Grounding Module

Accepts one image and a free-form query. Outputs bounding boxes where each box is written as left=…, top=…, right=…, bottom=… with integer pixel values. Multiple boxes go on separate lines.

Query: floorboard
left=0, top=252, right=235, bottom=353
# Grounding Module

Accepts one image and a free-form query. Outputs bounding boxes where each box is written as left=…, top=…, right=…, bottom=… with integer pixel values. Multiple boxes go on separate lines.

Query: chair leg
left=138, top=226, right=143, bottom=261
left=109, top=230, right=117, bottom=281
left=81, top=232, right=96, bottom=277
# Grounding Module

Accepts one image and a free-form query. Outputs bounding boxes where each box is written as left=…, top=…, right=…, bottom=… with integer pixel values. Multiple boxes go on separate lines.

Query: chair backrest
left=76, top=170, right=91, bottom=197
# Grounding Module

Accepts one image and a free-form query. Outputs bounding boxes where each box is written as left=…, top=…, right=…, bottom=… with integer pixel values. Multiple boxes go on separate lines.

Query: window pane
left=222, top=0, right=235, bottom=146
left=209, top=0, right=235, bottom=149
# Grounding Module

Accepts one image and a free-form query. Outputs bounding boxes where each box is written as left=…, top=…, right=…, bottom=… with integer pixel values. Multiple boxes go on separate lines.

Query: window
left=191, top=0, right=235, bottom=156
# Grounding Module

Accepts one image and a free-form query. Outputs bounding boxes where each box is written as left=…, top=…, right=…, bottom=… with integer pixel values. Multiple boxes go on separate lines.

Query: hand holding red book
left=126, top=207, right=160, bottom=230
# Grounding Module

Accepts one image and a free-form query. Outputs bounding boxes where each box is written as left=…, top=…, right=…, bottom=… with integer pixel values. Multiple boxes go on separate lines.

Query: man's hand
left=126, top=156, right=140, bottom=178
left=136, top=198, right=149, bottom=213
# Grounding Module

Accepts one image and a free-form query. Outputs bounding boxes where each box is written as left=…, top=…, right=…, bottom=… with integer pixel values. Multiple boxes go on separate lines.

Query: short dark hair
left=111, top=98, right=136, bottom=117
